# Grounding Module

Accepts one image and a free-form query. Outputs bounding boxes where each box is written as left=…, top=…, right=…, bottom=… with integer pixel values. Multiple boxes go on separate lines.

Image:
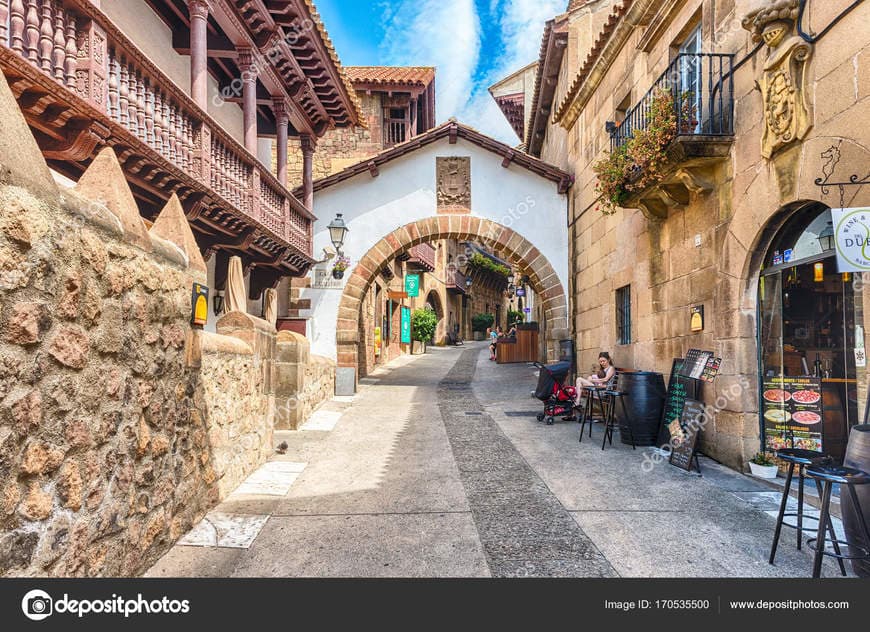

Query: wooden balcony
left=446, top=269, right=467, bottom=295
left=406, top=242, right=435, bottom=272
left=0, top=0, right=315, bottom=281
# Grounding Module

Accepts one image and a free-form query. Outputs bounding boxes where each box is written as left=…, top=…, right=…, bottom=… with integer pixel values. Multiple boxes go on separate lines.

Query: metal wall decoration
left=814, top=140, right=870, bottom=208
left=436, top=156, right=471, bottom=211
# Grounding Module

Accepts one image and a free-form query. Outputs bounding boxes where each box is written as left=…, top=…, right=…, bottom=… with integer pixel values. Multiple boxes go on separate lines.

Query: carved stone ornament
left=742, top=0, right=813, bottom=159
left=436, top=156, right=471, bottom=211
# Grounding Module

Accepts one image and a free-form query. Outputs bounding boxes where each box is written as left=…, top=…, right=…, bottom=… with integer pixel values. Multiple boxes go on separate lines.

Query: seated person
left=575, top=351, right=616, bottom=400
left=506, top=324, right=517, bottom=338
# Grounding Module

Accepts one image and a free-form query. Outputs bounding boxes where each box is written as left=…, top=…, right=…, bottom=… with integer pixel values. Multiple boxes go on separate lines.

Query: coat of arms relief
left=437, top=157, right=471, bottom=211
left=742, top=0, right=813, bottom=159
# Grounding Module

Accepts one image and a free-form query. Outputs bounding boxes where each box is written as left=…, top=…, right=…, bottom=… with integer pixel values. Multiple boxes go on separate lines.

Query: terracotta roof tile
left=344, top=66, right=436, bottom=87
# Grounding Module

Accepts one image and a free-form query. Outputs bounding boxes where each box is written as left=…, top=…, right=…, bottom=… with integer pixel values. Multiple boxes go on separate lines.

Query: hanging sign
left=388, top=291, right=408, bottom=300
left=190, top=283, right=209, bottom=327
left=832, top=207, right=870, bottom=272
left=400, top=307, right=411, bottom=344
left=516, top=288, right=526, bottom=297
left=405, top=274, right=420, bottom=298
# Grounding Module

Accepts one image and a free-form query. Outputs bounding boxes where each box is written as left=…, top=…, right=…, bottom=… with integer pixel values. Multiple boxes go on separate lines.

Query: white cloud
left=379, top=0, right=563, bottom=144
left=380, top=0, right=481, bottom=121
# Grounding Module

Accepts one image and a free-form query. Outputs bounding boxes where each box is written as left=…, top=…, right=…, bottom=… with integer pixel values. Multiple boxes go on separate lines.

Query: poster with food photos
left=762, top=377, right=823, bottom=453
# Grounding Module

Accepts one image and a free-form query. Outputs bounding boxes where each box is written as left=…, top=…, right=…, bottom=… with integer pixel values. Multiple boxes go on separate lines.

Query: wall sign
left=690, top=305, right=704, bottom=332
left=832, top=207, right=870, bottom=272
left=405, top=274, right=420, bottom=298
left=190, top=283, right=209, bottom=327
left=400, top=307, right=411, bottom=344
left=762, top=377, right=823, bottom=453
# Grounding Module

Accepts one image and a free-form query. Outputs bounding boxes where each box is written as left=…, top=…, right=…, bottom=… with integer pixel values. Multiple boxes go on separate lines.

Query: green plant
left=751, top=451, right=777, bottom=466
left=507, top=310, right=524, bottom=327
left=332, top=255, right=350, bottom=272
left=411, top=307, right=438, bottom=342
left=471, top=313, right=495, bottom=333
left=592, top=88, right=682, bottom=214
left=468, top=253, right=510, bottom=278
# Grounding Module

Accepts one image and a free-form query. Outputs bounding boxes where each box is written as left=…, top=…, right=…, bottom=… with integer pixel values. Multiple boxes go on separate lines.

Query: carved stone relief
left=742, top=0, right=813, bottom=159
left=436, top=156, right=471, bottom=211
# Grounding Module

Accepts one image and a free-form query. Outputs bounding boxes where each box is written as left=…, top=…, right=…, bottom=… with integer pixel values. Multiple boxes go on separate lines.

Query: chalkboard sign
left=669, top=398, right=704, bottom=473
left=657, top=359, right=698, bottom=448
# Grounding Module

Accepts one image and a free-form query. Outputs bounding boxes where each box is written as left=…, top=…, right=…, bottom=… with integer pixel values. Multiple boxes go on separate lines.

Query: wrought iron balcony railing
left=610, top=53, right=734, bottom=151
left=0, top=0, right=313, bottom=272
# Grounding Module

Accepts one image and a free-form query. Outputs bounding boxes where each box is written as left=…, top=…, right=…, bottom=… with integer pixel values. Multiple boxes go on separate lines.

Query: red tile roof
left=344, top=66, right=436, bottom=87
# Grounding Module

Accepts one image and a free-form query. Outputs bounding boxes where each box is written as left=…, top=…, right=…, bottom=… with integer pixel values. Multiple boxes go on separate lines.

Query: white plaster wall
left=100, top=1, right=245, bottom=143
left=304, top=137, right=569, bottom=360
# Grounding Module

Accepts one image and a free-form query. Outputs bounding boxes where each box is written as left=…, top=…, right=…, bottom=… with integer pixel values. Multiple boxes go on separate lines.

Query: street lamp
left=818, top=221, right=834, bottom=252
left=327, top=213, right=349, bottom=255
left=507, top=272, right=515, bottom=285
left=465, top=276, right=473, bottom=289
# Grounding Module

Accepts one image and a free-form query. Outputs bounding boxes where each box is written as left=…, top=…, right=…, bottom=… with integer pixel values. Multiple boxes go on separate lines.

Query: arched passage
left=334, top=216, right=569, bottom=386
left=424, top=289, right=445, bottom=344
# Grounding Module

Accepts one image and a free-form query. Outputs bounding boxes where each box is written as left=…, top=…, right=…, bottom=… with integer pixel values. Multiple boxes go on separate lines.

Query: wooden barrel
left=614, top=371, right=667, bottom=446
left=842, top=424, right=870, bottom=577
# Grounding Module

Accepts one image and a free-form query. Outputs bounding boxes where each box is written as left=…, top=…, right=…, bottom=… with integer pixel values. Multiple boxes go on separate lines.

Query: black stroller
left=533, top=362, right=577, bottom=425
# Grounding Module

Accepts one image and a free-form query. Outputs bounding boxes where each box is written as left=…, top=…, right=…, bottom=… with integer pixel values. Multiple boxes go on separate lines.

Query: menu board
left=669, top=399, right=704, bottom=472
left=680, top=349, right=714, bottom=380
left=700, top=357, right=722, bottom=383
left=657, top=359, right=698, bottom=448
left=762, top=377, right=823, bottom=453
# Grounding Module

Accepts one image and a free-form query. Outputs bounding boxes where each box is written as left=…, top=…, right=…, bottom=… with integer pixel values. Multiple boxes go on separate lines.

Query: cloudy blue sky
left=315, top=0, right=566, bottom=144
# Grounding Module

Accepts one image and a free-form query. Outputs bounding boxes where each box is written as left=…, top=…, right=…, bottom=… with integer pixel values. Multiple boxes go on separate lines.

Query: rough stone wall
left=285, top=91, right=384, bottom=184
left=274, top=331, right=335, bottom=429
left=554, top=0, right=870, bottom=469
left=199, top=335, right=271, bottom=499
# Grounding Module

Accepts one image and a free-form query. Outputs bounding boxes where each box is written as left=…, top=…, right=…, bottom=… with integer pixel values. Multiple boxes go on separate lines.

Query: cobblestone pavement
left=147, top=343, right=851, bottom=578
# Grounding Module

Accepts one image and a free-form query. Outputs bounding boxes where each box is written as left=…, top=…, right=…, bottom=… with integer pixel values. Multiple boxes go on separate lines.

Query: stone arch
left=335, top=216, right=569, bottom=382
left=424, top=289, right=445, bottom=343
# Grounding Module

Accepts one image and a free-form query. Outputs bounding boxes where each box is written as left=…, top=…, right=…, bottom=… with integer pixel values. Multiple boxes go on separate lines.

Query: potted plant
left=331, top=255, right=350, bottom=279
left=471, top=313, right=494, bottom=341
left=748, top=451, right=779, bottom=478
left=411, top=307, right=437, bottom=354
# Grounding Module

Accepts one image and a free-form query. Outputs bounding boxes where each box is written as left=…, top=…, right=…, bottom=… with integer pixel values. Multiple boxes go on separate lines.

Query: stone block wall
left=274, top=331, right=335, bottom=429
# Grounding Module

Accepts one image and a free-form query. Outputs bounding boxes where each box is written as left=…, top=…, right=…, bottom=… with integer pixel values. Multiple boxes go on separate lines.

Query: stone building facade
left=511, top=0, right=870, bottom=469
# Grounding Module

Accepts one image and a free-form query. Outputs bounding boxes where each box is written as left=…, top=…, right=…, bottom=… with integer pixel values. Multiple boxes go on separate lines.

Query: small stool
left=806, top=464, right=870, bottom=578
left=601, top=389, right=634, bottom=450
left=578, top=386, right=606, bottom=443
left=769, top=448, right=842, bottom=572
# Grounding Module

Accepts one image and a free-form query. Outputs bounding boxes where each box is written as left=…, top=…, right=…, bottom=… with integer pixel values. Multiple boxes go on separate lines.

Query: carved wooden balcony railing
left=407, top=242, right=435, bottom=271
left=446, top=269, right=467, bottom=295
left=0, top=0, right=314, bottom=278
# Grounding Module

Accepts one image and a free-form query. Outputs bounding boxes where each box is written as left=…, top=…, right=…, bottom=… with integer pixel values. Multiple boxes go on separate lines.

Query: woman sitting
left=575, top=352, right=616, bottom=407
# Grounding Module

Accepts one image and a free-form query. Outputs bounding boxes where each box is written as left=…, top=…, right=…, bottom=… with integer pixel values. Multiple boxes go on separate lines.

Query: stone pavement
left=146, top=343, right=852, bottom=578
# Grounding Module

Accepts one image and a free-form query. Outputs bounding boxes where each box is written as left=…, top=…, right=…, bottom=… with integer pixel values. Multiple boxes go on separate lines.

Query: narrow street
left=146, top=344, right=847, bottom=578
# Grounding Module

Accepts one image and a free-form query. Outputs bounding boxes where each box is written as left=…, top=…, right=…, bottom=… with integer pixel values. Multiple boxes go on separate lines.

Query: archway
left=424, top=289, right=445, bottom=344
left=334, top=216, right=569, bottom=389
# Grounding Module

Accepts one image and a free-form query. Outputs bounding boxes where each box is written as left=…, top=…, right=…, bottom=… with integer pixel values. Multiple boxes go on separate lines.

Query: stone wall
left=199, top=333, right=272, bottom=499
left=0, top=67, right=283, bottom=576
left=274, top=331, right=335, bottom=429
left=548, top=0, right=870, bottom=469
left=285, top=91, right=384, bottom=184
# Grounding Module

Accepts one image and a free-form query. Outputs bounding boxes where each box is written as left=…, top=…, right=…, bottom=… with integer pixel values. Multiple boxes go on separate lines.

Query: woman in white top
left=576, top=352, right=616, bottom=390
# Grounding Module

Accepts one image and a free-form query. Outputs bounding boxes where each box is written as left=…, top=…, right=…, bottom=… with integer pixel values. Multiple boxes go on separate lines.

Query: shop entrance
left=758, top=203, right=861, bottom=463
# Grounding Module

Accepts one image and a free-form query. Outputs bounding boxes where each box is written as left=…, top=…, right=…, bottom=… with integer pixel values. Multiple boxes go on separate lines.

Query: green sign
left=405, top=274, right=420, bottom=298
left=400, top=306, right=411, bottom=344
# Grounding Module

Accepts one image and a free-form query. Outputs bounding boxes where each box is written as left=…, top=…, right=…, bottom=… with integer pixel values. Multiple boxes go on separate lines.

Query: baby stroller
left=533, top=362, right=577, bottom=425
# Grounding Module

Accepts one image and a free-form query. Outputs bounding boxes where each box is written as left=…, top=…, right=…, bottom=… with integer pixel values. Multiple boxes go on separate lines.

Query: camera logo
left=22, top=590, right=53, bottom=621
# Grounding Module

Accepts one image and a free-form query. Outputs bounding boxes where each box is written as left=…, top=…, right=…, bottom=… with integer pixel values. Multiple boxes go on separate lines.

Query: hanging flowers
left=331, top=255, right=350, bottom=279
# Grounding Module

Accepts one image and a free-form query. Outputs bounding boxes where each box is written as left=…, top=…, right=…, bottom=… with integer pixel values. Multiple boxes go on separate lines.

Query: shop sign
left=784, top=249, right=794, bottom=263
left=400, top=307, right=411, bottom=344
left=832, top=207, right=870, bottom=272
left=190, top=283, right=209, bottom=327
left=762, top=377, right=823, bottom=453
left=690, top=305, right=704, bottom=332
left=669, top=399, right=704, bottom=473
left=523, top=307, right=531, bottom=313
left=516, top=288, right=526, bottom=297
left=405, top=274, right=420, bottom=298
left=856, top=348, right=867, bottom=368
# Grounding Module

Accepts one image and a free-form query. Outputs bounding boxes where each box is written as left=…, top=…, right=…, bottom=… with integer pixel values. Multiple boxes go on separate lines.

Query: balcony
left=446, top=269, right=467, bottom=295
left=0, top=0, right=314, bottom=279
left=609, top=53, right=735, bottom=218
left=406, top=243, right=436, bottom=272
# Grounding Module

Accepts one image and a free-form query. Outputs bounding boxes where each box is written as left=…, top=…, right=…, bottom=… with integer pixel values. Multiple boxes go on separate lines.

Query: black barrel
left=614, top=371, right=667, bottom=446
left=842, top=424, right=870, bottom=577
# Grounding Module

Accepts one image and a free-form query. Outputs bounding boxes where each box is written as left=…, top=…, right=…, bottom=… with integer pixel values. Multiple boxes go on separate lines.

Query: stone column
left=300, top=133, right=315, bottom=210
left=238, top=48, right=258, bottom=154
left=187, top=0, right=209, bottom=109
left=274, top=99, right=289, bottom=187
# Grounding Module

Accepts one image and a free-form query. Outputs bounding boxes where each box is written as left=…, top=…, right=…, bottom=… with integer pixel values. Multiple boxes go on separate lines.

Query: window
left=616, top=285, right=631, bottom=345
